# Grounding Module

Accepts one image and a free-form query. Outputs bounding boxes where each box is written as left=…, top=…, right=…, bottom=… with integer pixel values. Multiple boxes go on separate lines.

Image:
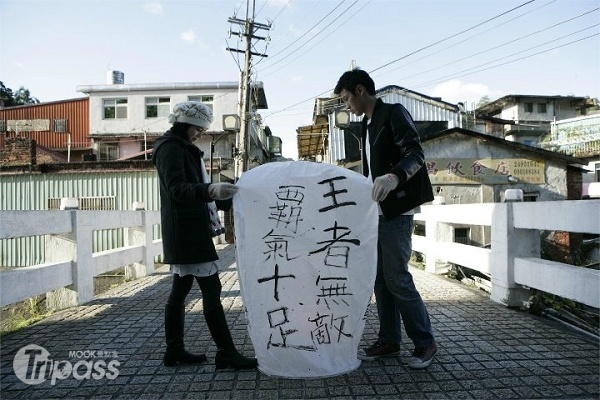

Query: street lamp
left=334, top=109, right=362, bottom=174
left=223, top=114, right=241, bottom=132
left=334, top=109, right=351, bottom=128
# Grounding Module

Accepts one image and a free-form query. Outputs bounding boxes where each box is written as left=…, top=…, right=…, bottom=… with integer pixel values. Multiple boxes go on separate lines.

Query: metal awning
left=116, top=148, right=153, bottom=161
left=297, top=123, right=329, bottom=158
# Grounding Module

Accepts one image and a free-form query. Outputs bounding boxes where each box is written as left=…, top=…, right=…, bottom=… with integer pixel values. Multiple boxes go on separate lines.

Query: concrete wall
left=422, top=132, right=574, bottom=249
left=423, top=133, right=570, bottom=202
left=498, top=98, right=582, bottom=122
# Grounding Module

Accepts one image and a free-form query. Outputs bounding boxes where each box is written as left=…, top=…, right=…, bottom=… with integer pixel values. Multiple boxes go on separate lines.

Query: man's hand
left=372, top=173, right=399, bottom=202
left=208, top=183, right=238, bottom=200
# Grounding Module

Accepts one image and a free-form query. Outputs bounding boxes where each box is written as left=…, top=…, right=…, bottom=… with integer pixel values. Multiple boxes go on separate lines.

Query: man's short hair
left=334, top=68, right=376, bottom=95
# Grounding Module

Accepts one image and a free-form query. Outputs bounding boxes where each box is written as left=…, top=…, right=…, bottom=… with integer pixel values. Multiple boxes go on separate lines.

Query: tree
left=0, top=82, right=16, bottom=107
left=459, top=96, right=492, bottom=130
left=13, top=87, right=40, bottom=105
left=476, top=96, right=491, bottom=108
left=0, top=81, right=40, bottom=107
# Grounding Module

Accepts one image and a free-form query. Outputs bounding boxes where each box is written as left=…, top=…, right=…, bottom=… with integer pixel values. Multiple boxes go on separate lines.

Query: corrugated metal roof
left=116, top=148, right=153, bottom=161
left=377, top=85, right=459, bottom=110
left=0, top=98, right=91, bottom=150
left=297, top=123, right=328, bottom=158
left=297, top=84, right=463, bottom=160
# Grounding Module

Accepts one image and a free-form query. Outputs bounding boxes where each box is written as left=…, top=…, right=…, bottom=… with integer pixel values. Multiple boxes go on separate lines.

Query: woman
left=152, top=101, right=257, bottom=370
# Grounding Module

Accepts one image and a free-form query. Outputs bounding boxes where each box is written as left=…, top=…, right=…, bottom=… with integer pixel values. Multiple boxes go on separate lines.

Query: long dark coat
left=152, top=130, right=231, bottom=264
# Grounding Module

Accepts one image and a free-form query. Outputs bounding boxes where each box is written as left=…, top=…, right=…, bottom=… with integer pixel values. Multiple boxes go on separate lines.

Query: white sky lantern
left=233, top=161, right=378, bottom=378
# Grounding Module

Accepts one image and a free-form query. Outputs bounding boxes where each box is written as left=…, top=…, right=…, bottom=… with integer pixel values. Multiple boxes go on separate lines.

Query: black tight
left=167, top=273, right=223, bottom=315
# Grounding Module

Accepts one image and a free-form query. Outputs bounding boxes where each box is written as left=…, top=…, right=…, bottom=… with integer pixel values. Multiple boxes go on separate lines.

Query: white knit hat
left=168, top=101, right=213, bottom=129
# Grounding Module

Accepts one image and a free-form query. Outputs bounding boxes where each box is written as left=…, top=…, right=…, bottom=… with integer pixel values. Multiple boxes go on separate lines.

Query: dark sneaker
left=407, top=342, right=438, bottom=369
left=357, top=341, right=400, bottom=361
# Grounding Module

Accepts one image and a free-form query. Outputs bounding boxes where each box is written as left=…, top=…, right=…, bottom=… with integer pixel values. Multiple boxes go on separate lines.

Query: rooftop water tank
left=107, top=70, right=124, bottom=85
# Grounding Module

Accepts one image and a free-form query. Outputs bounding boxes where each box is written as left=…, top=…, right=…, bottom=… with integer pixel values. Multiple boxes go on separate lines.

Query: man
left=334, top=68, right=437, bottom=369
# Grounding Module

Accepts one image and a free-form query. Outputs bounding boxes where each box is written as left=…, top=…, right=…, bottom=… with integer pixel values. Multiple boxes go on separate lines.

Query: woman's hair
left=334, top=68, right=376, bottom=96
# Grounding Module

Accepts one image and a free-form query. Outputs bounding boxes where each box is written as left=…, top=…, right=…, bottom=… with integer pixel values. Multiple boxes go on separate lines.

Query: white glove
left=208, top=183, right=238, bottom=200
left=372, top=173, right=399, bottom=202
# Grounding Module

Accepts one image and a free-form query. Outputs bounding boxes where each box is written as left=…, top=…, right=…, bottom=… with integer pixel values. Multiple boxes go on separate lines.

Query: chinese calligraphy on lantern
left=233, top=161, right=377, bottom=378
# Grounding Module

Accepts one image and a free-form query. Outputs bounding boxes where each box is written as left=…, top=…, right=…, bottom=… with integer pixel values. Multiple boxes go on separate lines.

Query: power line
left=395, top=13, right=600, bottom=84
left=260, top=0, right=350, bottom=71
left=254, top=0, right=292, bottom=21
left=371, top=0, right=560, bottom=81
left=269, top=0, right=292, bottom=23
left=255, top=0, right=268, bottom=18
left=369, top=0, right=537, bottom=75
left=259, top=0, right=371, bottom=79
left=411, top=32, right=599, bottom=90
left=265, top=1, right=597, bottom=123
left=225, top=38, right=244, bottom=72
left=265, top=0, right=541, bottom=119
left=232, top=0, right=246, bottom=18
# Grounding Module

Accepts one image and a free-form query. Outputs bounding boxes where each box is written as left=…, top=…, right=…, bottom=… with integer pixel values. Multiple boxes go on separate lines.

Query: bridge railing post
left=46, top=198, right=95, bottom=310
left=124, top=201, right=152, bottom=279
left=490, top=201, right=535, bottom=307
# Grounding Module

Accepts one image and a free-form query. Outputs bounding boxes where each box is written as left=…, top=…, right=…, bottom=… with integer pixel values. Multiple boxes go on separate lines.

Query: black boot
left=164, top=304, right=207, bottom=367
left=205, top=307, right=258, bottom=370
left=214, top=348, right=258, bottom=370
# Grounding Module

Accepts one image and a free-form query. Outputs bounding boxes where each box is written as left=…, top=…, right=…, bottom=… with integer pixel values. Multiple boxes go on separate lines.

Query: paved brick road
left=1, top=244, right=598, bottom=399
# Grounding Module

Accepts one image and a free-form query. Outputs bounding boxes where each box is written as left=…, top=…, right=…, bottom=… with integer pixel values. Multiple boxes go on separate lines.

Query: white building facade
left=77, top=78, right=273, bottom=181
left=475, top=95, right=596, bottom=146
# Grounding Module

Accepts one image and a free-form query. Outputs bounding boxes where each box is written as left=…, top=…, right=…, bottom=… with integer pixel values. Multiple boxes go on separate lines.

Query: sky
left=1, top=0, right=599, bottom=160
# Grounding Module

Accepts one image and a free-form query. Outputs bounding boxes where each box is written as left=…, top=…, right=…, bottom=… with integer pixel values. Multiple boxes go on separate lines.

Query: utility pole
left=226, top=0, right=270, bottom=180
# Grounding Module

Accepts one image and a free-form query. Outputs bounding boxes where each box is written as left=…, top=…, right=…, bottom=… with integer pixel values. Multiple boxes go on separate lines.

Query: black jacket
left=362, top=98, right=434, bottom=219
left=152, top=130, right=231, bottom=264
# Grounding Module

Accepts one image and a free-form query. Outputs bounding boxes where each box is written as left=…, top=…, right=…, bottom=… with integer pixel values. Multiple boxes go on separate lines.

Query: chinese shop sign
left=233, top=161, right=377, bottom=378
left=427, top=158, right=545, bottom=184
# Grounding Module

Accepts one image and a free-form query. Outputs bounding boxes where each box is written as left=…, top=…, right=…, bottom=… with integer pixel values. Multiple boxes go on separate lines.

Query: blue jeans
left=374, top=214, right=434, bottom=347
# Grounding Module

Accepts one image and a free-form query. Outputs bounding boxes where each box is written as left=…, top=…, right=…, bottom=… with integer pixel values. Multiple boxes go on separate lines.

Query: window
left=103, top=98, right=128, bottom=119
left=538, top=103, right=547, bottom=113
left=524, top=102, right=533, bottom=112
left=188, top=95, right=214, bottom=111
left=48, top=196, right=115, bottom=210
left=523, top=192, right=539, bottom=202
left=0, top=120, right=5, bottom=132
left=98, top=143, right=119, bottom=160
left=146, top=97, right=170, bottom=118
left=54, top=119, right=67, bottom=132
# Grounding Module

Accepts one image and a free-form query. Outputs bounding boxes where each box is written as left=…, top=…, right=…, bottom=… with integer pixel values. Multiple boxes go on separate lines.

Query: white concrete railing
left=414, top=199, right=600, bottom=308
left=0, top=209, right=162, bottom=309
left=0, top=200, right=598, bottom=310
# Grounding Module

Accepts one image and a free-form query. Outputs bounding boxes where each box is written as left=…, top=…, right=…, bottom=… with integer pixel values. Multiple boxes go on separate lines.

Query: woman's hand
left=208, top=183, right=238, bottom=200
